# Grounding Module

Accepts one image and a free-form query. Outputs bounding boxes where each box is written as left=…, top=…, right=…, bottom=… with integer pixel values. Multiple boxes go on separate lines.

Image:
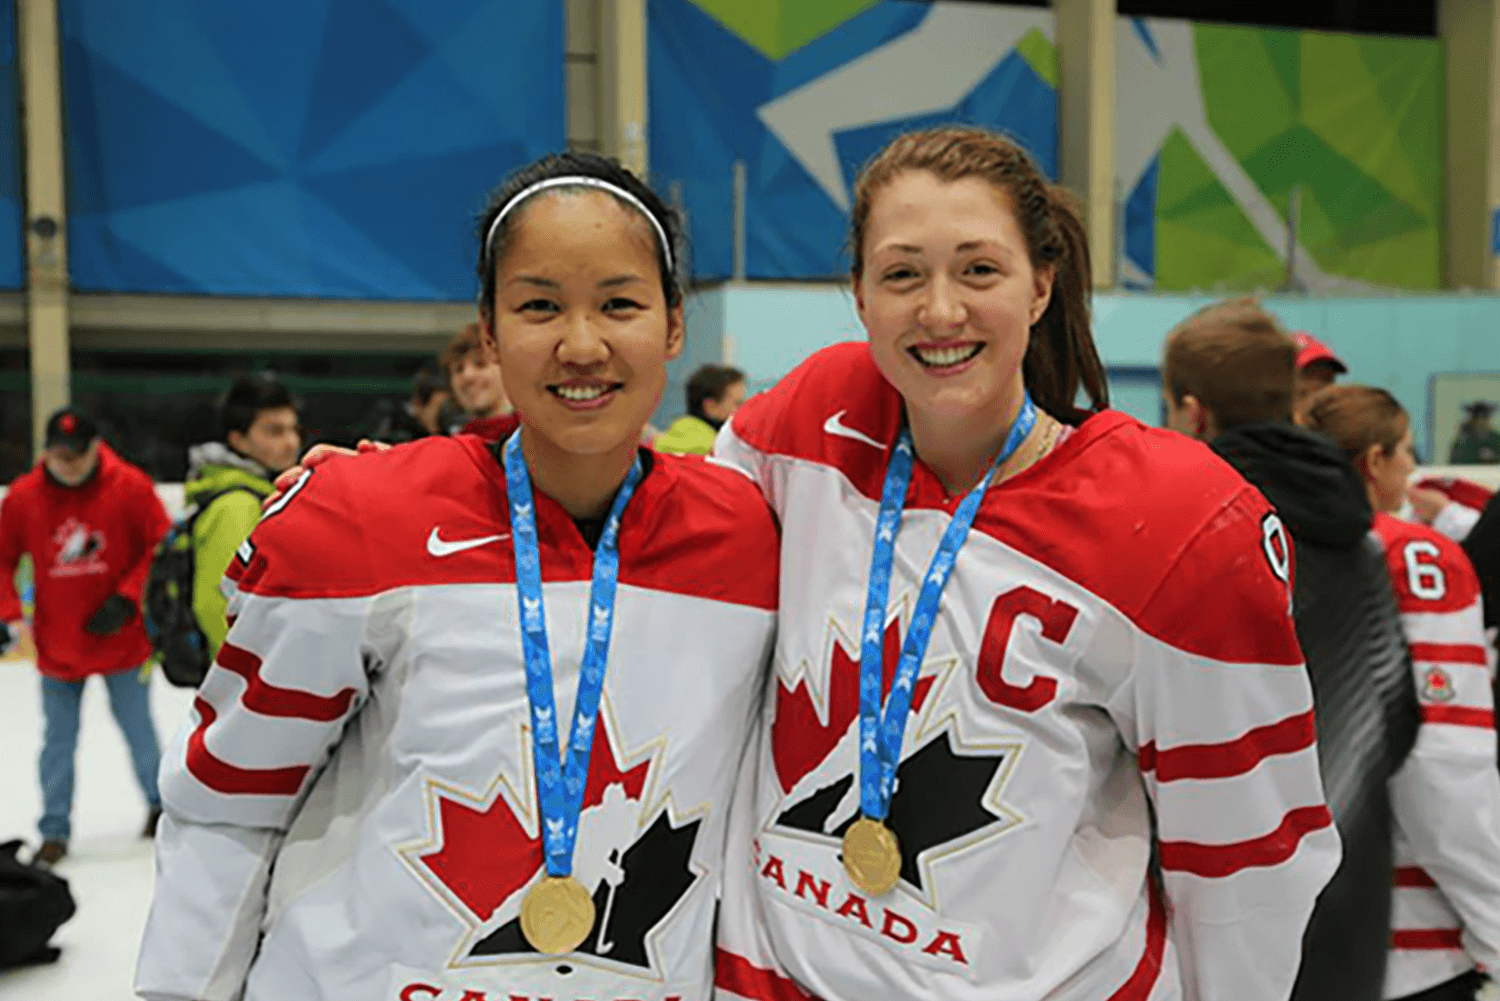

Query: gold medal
left=842, top=817, right=902, bottom=897
left=520, top=875, right=596, bottom=955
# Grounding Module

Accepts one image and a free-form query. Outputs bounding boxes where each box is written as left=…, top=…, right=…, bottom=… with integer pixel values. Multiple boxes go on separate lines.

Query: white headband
left=483, top=175, right=675, bottom=274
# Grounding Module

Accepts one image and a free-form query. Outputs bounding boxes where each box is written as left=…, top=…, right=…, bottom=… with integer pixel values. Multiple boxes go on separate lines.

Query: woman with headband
left=135, top=151, right=779, bottom=1001
left=712, top=127, right=1339, bottom=1001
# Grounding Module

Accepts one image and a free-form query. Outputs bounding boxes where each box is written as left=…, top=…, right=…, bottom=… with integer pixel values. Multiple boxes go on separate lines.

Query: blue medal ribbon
left=857, top=393, right=1038, bottom=821
left=503, top=431, right=644, bottom=878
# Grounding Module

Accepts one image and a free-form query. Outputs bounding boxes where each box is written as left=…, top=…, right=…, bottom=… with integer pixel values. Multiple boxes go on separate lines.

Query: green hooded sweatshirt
left=653, top=414, right=718, bottom=456
left=183, top=443, right=274, bottom=656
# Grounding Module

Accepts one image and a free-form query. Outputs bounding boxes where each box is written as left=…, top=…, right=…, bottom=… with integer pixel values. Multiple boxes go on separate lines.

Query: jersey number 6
left=976, top=586, right=1079, bottom=713
left=1403, top=540, right=1447, bottom=601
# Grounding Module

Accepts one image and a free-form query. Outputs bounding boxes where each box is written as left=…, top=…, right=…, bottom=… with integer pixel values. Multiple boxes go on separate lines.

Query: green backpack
left=142, top=487, right=259, bottom=688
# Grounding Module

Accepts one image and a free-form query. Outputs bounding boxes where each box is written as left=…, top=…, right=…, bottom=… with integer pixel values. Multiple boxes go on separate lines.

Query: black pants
left=1394, top=971, right=1486, bottom=1001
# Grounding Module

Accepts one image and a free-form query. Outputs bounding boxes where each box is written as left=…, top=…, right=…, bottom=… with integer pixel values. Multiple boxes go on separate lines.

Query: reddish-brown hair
left=1301, top=384, right=1409, bottom=464
left=440, top=323, right=490, bottom=378
left=848, top=126, right=1108, bottom=424
left=1162, top=298, right=1297, bottom=428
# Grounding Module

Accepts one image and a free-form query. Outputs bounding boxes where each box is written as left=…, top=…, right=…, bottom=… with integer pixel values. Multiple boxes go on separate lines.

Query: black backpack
left=144, top=486, right=260, bottom=688
left=0, top=840, right=75, bottom=968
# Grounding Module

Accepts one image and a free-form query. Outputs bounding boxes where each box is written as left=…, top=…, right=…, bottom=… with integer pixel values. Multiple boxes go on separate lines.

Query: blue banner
left=0, top=4, right=20, bottom=290
left=59, top=0, right=563, bottom=299
left=649, top=0, right=1058, bottom=280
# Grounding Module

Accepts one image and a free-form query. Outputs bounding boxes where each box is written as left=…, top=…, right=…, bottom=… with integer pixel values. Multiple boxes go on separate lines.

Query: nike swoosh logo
left=427, top=528, right=509, bottom=558
left=823, top=411, right=886, bottom=449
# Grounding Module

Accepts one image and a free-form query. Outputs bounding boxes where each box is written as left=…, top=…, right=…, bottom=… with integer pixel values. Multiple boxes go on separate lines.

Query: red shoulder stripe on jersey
left=1410, top=642, right=1489, bottom=666
left=184, top=698, right=308, bottom=796
left=1394, top=866, right=1438, bottom=888
left=1105, top=880, right=1168, bottom=1001
left=1392, top=929, right=1463, bottom=950
left=1157, top=804, right=1333, bottom=878
left=1421, top=705, right=1496, bottom=728
left=216, top=643, right=357, bottom=722
left=1418, top=477, right=1494, bottom=512
left=1138, top=710, right=1315, bottom=783
left=714, top=950, right=818, bottom=1001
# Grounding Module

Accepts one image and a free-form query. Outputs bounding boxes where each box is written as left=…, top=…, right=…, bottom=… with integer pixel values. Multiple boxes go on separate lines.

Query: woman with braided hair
left=711, top=126, right=1339, bottom=1001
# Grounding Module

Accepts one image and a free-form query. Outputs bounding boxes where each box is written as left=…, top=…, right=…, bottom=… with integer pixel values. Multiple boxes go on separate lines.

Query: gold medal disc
left=521, top=876, right=597, bottom=955
left=842, top=817, right=902, bottom=897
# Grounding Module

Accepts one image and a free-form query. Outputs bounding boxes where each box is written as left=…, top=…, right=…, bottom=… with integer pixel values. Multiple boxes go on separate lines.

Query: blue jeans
left=39, top=667, right=162, bottom=841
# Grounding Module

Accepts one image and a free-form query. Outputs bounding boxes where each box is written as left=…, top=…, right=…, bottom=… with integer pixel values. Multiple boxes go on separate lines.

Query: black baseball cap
left=44, top=407, right=99, bottom=452
left=1465, top=401, right=1497, bottom=418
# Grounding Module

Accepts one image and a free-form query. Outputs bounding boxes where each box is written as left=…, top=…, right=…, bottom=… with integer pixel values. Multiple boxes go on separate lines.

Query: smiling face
left=450, top=351, right=507, bottom=419
left=854, top=171, right=1053, bottom=434
left=484, top=190, right=683, bottom=460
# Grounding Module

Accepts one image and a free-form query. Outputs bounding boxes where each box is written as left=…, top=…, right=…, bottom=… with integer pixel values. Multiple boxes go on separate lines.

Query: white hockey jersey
left=1373, top=513, right=1500, bottom=999
left=711, top=342, right=1340, bottom=1001
left=135, top=436, right=779, bottom=1001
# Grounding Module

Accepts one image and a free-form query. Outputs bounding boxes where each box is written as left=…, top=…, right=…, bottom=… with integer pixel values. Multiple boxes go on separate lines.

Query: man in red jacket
left=0, top=408, right=171, bottom=866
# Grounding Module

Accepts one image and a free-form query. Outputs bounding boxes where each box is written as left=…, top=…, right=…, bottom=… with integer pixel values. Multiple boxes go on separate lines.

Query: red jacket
left=460, top=413, right=520, bottom=442
left=0, top=444, right=170, bottom=680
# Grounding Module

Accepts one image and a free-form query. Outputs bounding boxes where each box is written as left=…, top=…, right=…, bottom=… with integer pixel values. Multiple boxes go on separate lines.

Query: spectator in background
left=371, top=364, right=449, bottom=444
left=1450, top=402, right=1500, bottom=464
left=185, top=375, right=300, bottom=662
left=0, top=408, right=171, bottom=867
left=1306, top=385, right=1500, bottom=1001
left=1293, top=330, right=1348, bottom=411
left=654, top=363, right=746, bottom=455
left=443, top=322, right=513, bottom=440
left=1163, top=299, right=1419, bottom=1001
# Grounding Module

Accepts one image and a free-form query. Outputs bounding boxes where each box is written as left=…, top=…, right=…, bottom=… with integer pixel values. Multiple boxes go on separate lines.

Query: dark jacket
left=1460, top=492, right=1500, bottom=770
left=1213, top=422, right=1420, bottom=1001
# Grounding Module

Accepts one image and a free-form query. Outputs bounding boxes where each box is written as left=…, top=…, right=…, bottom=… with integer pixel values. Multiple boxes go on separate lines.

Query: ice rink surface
left=0, top=661, right=196, bottom=1000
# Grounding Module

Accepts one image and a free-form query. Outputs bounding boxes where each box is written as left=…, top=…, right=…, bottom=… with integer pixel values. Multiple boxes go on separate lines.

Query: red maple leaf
left=418, top=716, right=650, bottom=922
left=772, top=618, right=935, bottom=794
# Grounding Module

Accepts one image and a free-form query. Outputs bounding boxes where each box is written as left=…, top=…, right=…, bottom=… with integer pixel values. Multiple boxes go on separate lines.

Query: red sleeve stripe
left=1394, top=866, right=1437, bottom=888
left=1158, top=805, right=1333, bottom=878
left=1138, top=710, right=1316, bottom=783
left=1105, top=879, right=1168, bottom=1001
left=184, top=697, right=309, bottom=796
left=715, top=950, right=818, bottom=1001
left=216, top=643, right=357, bottom=723
left=1392, top=928, right=1463, bottom=950
left=1421, top=705, right=1496, bottom=728
left=1410, top=642, right=1488, bottom=666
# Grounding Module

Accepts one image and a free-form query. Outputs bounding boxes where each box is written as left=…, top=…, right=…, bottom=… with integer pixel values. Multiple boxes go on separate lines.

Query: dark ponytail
left=849, top=126, right=1109, bottom=425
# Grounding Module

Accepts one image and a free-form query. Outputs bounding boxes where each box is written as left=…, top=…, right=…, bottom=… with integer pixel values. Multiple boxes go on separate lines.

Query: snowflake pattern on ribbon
left=855, top=396, right=1037, bottom=819
left=503, top=432, right=644, bottom=877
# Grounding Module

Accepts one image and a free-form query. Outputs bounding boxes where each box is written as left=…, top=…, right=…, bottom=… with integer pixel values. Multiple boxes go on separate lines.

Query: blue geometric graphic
left=0, top=5, right=21, bottom=291
left=1125, top=152, right=1159, bottom=285
left=58, top=0, right=563, bottom=299
left=650, top=0, right=1057, bottom=280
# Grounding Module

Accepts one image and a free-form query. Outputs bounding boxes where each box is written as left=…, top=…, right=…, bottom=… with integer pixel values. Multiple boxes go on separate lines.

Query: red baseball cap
left=1292, top=331, right=1347, bottom=374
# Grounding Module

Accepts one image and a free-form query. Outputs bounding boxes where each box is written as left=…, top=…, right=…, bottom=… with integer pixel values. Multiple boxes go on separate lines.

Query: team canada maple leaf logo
left=768, top=613, right=1024, bottom=900
left=400, top=710, right=703, bottom=973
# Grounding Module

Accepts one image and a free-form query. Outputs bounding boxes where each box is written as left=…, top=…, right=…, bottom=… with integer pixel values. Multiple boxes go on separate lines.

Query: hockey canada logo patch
left=762, top=585, right=1079, bottom=973
left=1421, top=666, right=1456, bottom=703
left=398, top=708, right=704, bottom=984
left=49, top=517, right=107, bottom=578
